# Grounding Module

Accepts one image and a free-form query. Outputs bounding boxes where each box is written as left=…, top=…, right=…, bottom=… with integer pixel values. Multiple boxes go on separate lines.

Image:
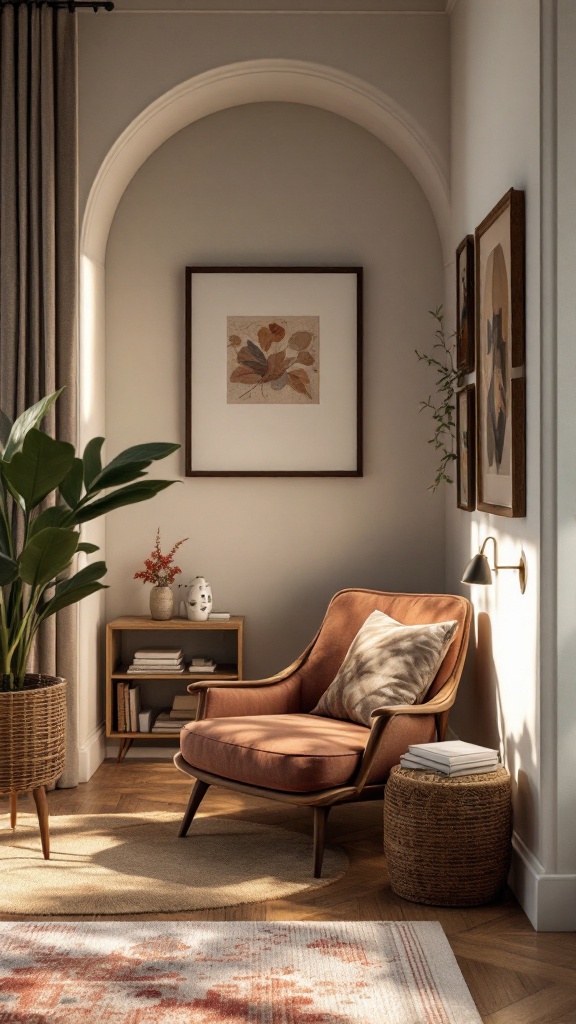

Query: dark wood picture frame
left=475, top=188, right=526, bottom=517
left=456, top=235, right=475, bottom=371
left=456, top=384, right=475, bottom=512
left=185, top=266, right=363, bottom=477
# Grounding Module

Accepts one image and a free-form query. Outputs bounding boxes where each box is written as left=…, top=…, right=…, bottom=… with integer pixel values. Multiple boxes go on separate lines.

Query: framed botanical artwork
left=456, top=235, right=475, bottom=372
left=456, top=384, right=475, bottom=511
left=475, top=188, right=526, bottom=517
left=185, top=267, right=363, bottom=476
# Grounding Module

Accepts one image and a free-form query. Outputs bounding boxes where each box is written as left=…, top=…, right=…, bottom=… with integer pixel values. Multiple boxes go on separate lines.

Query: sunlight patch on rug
left=0, top=812, right=348, bottom=915
left=0, top=921, right=482, bottom=1023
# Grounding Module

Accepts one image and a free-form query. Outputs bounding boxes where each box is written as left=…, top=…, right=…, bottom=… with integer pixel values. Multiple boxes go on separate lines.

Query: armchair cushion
left=310, top=611, right=458, bottom=727
left=180, top=714, right=373, bottom=793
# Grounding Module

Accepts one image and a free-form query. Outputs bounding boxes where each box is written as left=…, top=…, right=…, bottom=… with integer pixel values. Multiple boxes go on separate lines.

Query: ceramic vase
left=149, top=585, right=173, bottom=620
left=185, top=577, right=211, bottom=621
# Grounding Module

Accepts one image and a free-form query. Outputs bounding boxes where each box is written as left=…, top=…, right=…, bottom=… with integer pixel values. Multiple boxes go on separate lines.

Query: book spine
left=117, top=682, right=126, bottom=732
left=124, top=684, right=131, bottom=732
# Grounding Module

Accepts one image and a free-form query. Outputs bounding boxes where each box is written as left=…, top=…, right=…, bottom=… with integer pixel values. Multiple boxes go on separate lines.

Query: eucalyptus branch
left=415, top=306, right=463, bottom=491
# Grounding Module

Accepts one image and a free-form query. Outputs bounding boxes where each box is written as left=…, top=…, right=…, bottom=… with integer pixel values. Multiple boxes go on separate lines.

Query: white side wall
left=449, top=0, right=576, bottom=931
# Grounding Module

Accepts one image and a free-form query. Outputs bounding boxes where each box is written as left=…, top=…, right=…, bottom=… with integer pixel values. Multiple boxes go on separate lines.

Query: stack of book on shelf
left=400, top=740, right=500, bottom=777
left=127, top=647, right=185, bottom=674
left=151, top=693, right=199, bottom=733
left=188, top=658, right=217, bottom=674
left=116, top=681, right=141, bottom=733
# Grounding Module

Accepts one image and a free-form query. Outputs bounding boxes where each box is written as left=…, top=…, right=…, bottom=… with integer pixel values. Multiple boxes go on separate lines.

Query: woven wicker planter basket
left=384, top=764, right=512, bottom=907
left=0, top=675, right=66, bottom=794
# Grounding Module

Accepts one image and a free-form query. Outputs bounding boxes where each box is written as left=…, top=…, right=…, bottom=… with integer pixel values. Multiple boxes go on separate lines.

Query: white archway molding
left=81, top=58, right=450, bottom=265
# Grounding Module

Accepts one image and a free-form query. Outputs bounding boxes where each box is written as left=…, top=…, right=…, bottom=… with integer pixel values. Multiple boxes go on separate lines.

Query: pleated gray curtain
left=0, top=3, right=79, bottom=786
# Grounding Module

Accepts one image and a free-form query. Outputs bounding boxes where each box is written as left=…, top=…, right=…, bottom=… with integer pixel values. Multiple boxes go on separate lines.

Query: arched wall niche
left=76, top=58, right=450, bottom=779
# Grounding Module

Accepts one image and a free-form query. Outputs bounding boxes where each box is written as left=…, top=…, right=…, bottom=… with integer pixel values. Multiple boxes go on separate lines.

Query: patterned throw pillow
left=310, top=610, right=458, bottom=728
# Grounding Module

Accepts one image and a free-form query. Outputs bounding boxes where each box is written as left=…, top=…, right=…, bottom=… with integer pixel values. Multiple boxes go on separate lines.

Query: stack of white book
left=188, top=658, right=217, bottom=674
left=400, top=740, right=500, bottom=777
left=127, top=647, right=185, bottom=674
left=150, top=693, right=200, bottom=733
left=151, top=711, right=185, bottom=733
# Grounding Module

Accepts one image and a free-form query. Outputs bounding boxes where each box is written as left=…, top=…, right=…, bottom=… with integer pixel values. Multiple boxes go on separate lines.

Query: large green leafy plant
left=0, top=390, right=179, bottom=690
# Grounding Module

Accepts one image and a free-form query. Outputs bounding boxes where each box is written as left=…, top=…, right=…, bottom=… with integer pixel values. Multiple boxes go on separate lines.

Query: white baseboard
left=78, top=725, right=106, bottom=782
left=510, top=831, right=576, bottom=931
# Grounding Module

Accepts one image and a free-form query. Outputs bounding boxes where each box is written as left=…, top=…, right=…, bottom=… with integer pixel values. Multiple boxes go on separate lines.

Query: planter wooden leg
left=10, top=792, right=17, bottom=830
left=32, top=787, right=50, bottom=860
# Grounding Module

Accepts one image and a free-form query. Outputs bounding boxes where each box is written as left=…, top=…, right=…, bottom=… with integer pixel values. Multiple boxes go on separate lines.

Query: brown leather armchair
left=174, top=588, right=472, bottom=876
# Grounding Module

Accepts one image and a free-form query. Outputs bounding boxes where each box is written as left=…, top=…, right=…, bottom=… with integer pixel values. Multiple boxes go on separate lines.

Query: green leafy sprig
left=415, top=306, right=463, bottom=491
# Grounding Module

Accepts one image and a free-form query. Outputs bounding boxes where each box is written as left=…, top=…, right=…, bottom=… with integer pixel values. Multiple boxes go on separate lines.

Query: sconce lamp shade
left=461, top=535, right=527, bottom=593
left=461, top=552, right=493, bottom=586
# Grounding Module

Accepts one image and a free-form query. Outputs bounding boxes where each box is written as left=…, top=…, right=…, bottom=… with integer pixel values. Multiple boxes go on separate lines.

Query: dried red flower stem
left=134, top=528, right=188, bottom=586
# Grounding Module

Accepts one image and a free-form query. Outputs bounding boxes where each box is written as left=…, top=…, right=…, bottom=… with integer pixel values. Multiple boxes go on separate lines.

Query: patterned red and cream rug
left=0, top=920, right=482, bottom=1023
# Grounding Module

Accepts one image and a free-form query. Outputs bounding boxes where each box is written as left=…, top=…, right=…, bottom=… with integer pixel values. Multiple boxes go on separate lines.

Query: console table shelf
left=105, top=615, right=244, bottom=762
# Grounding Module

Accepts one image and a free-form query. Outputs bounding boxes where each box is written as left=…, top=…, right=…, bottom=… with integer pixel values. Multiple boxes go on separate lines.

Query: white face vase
left=186, top=578, right=210, bottom=621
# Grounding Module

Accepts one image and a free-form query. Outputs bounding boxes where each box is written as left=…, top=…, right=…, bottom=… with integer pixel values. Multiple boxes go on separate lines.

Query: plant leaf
left=71, top=480, right=175, bottom=524
left=262, top=349, right=292, bottom=383
left=2, top=429, right=75, bottom=510
left=18, top=527, right=79, bottom=589
left=59, top=457, right=84, bottom=508
left=2, top=389, right=63, bottom=463
left=287, top=331, right=312, bottom=352
left=28, top=505, right=71, bottom=539
left=0, top=552, right=18, bottom=585
left=293, top=351, right=314, bottom=366
left=271, top=374, right=289, bottom=391
left=238, top=342, right=267, bottom=371
left=287, top=368, right=312, bottom=398
left=40, top=565, right=108, bottom=620
left=76, top=542, right=100, bottom=554
left=82, top=437, right=104, bottom=489
left=230, top=366, right=262, bottom=384
left=87, top=442, right=179, bottom=492
left=258, top=323, right=285, bottom=351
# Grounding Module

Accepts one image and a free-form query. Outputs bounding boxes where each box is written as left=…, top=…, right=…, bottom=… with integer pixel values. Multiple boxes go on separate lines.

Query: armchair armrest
left=190, top=673, right=302, bottom=719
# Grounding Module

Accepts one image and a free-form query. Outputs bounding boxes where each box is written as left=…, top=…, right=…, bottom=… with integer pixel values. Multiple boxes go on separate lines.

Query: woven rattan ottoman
left=383, top=764, right=512, bottom=906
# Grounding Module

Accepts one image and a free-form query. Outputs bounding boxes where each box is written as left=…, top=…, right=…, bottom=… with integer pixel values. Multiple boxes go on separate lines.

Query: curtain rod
left=0, top=1, right=114, bottom=11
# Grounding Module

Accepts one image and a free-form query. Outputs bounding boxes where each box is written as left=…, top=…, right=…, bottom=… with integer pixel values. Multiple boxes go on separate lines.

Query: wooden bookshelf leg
left=32, top=787, right=50, bottom=860
left=178, top=780, right=210, bottom=837
left=10, top=791, right=17, bottom=830
left=117, top=739, right=134, bottom=763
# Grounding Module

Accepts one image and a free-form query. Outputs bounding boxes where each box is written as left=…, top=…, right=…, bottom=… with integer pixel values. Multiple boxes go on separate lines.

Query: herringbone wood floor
left=4, top=761, right=576, bottom=1024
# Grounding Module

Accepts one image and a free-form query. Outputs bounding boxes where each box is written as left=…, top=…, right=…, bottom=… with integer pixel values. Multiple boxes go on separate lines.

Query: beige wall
left=104, top=101, right=446, bottom=678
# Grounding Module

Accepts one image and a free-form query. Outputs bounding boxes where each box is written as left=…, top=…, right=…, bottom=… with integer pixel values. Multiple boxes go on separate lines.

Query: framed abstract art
left=456, top=235, right=475, bottom=372
left=456, top=384, right=475, bottom=512
left=475, top=189, right=526, bottom=517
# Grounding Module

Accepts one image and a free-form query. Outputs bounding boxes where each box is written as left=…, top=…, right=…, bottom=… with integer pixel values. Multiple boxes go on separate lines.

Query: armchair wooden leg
left=436, top=712, right=449, bottom=742
left=178, top=779, right=210, bottom=838
left=313, top=806, right=331, bottom=878
left=10, top=791, right=17, bottom=830
left=32, top=787, right=50, bottom=860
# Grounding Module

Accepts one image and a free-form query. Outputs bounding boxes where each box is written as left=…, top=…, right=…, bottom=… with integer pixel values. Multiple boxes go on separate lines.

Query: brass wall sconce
left=461, top=535, right=527, bottom=594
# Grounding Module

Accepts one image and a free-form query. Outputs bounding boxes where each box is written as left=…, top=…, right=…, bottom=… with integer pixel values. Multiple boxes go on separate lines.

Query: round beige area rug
left=0, top=812, right=348, bottom=915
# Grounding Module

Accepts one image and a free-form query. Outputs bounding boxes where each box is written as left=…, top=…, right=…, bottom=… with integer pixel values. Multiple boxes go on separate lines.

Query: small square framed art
left=185, top=267, right=363, bottom=477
